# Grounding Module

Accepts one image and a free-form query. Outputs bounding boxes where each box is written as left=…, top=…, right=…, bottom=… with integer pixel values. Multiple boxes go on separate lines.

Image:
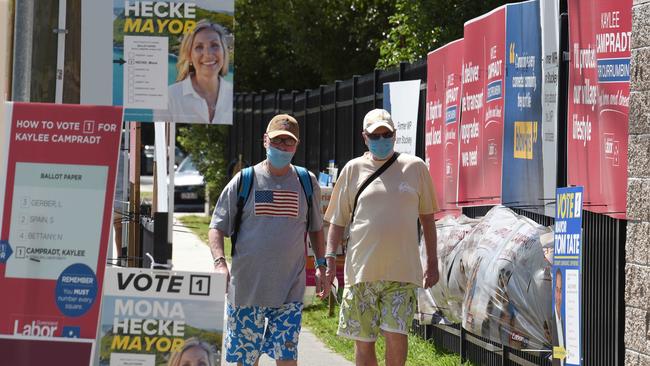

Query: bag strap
left=231, top=166, right=254, bottom=255
left=293, top=166, right=313, bottom=233
left=350, top=152, right=400, bottom=224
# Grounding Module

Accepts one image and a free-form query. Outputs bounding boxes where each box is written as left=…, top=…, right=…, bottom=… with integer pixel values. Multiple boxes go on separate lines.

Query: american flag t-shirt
left=254, top=190, right=299, bottom=217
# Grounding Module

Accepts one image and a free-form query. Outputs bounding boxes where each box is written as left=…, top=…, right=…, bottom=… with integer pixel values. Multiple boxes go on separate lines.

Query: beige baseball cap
left=363, top=109, right=395, bottom=133
left=266, top=114, right=299, bottom=141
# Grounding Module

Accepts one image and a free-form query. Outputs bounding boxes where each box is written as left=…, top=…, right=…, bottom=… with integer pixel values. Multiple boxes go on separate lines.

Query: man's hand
left=214, top=261, right=230, bottom=292
left=419, top=213, right=439, bottom=289
left=208, top=228, right=229, bottom=292
left=315, top=266, right=330, bottom=299
left=325, top=256, right=337, bottom=290
left=423, top=258, right=439, bottom=288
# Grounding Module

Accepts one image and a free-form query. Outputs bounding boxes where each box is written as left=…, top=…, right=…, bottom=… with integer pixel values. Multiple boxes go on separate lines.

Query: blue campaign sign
left=553, top=186, right=584, bottom=366
left=0, top=240, right=12, bottom=264
left=502, top=0, right=544, bottom=212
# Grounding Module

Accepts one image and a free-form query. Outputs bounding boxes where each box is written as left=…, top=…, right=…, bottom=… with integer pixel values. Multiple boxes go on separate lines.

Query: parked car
left=174, top=155, right=205, bottom=212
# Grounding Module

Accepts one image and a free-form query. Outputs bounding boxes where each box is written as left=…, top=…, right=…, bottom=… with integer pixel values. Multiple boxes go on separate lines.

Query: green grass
left=140, top=191, right=153, bottom=204
left=302, top=302, right=466, bottom=366
left=177, top=214, right=232, bottom=259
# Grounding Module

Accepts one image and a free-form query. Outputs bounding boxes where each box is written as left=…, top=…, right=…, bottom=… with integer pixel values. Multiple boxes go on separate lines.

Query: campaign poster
left=458, top=6, right=506, bottom=206
left=383, top=80, right=421, bottom=155
left=552, top=186, right=583, bottom=366
left=113, top=0, right=235, bottom=124
left=425, top=39, right=463, bottom=219
left=502, top=0, right=544, bottom=213
left=98, top=267, right=226, bottom=366
left=567, top=0, right=630, bottom=219
left=0, top=102, right=123, bottom=365
left=540, top=0, right=560, bottom=217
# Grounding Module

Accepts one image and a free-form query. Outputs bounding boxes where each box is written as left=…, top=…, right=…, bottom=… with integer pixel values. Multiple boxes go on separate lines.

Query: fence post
left=303, top=89, right=309, bottom=168
left=399, top=61, right=407, bottom=81
left=276, top=89, right=285, bottom=114
left=333, top=80, right=341, bottom=162
left=319, top=85, right=325, bottom=169
left=351, top=75, right=359, bottom=156
left=460, top=325, right=466, bottom=363
left=258, top=90, right=266, bottom=162
left=557, top=12, right=569, bottom=188
left=373, top=69, right=380, bottom=108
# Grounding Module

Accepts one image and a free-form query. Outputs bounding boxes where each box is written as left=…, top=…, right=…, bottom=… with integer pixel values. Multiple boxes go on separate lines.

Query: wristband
left=213, top=256, right=226, bottom=266
left=314, top=257, right=327, bottom=268
left=324, top=252, right=337, bottom=258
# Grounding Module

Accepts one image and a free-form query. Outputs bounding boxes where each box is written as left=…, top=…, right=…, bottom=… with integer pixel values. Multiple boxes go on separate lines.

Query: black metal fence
left=230, top=60, right=427, bottom=174
left=230, top=12, right=625, bottom=366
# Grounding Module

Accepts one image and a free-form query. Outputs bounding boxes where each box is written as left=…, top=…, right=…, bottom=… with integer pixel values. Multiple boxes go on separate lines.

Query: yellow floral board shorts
left=338, top=280, right=417, bottom=341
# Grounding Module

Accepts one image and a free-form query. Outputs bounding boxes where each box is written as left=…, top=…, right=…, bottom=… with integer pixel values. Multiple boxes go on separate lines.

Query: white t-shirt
left=154, top=75, right=233, bottom=124
left=324, top=152, right=438, bottom=287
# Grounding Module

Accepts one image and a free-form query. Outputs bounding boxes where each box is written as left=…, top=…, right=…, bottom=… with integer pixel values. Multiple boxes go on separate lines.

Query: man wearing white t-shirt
left=324, top=109, right=439, bottom=366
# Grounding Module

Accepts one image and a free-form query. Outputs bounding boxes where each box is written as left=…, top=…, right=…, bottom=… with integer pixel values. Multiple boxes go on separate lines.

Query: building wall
left=626, top=0, right=650, bottom=364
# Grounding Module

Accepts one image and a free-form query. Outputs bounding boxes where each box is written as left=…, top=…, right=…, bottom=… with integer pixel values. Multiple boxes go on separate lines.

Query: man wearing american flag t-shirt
left=208, top=114, right=327, bottom=366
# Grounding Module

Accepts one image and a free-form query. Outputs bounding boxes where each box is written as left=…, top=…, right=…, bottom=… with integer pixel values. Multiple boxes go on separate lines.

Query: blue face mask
left=367, top=137, right=394, bottom=160
left=266, top=146, right=295, bottom=168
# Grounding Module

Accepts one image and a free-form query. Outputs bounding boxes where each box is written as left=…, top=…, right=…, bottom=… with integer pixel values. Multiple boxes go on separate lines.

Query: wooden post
left=128, top=122, right=141, bottom=267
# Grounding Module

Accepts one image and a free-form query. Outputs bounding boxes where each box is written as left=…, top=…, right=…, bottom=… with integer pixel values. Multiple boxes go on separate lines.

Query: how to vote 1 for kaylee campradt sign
left=0, top=102, right=123, bottom=366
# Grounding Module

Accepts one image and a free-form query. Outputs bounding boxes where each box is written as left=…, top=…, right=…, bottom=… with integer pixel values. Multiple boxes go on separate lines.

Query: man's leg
left=382, top=331, right=408, bottom=366
left=225, top=302, right=266, bottom=366
left=355, top=340, right=378, bottom=366
left=337, top=283, right=381, bottom=365
left=260, top=302, right=303, bottom=366
left=274, top=360, right=296, bottom=366
left=377, top=282, right=417, bottom=366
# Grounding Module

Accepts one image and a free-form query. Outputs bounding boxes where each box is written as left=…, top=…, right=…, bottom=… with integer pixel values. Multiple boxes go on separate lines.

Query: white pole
left=168, top=123, right=176, bottom=246
left=54, top=0, right=67, bottom=103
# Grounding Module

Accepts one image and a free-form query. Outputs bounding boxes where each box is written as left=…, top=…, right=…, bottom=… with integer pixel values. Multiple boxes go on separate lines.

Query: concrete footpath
left=171, top=217, right=353, bottom=366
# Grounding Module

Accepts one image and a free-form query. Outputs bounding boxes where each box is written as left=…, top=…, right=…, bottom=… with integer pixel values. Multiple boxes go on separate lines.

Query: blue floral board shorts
left=225, top=301, right=303, bottom=366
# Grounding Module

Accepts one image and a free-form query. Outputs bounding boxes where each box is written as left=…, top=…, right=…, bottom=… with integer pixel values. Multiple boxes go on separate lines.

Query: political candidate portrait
left=156, top=19, right=233, bottom=124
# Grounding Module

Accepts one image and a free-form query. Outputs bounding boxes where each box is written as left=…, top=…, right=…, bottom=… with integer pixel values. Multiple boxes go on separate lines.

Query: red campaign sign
left=0, top=102, right=123, bottom=365
left=458, top=7, right=506, bottom=207
left=567, top=0, right=630, bottom=219
left=426, top=39, right=463, bottom=219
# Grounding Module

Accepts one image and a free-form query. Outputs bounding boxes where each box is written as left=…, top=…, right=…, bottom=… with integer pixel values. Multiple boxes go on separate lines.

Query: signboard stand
left=128, top=122, right=141, bottom=268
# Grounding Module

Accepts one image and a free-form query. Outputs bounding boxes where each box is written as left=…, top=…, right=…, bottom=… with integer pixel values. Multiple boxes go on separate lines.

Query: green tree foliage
left=185, top=0, right=511, bottom=204
left=177, top=124, right=229, bottom=208
left=234, top=0, right=397, bottom=92
left=377, top=0, right=511, bottom=69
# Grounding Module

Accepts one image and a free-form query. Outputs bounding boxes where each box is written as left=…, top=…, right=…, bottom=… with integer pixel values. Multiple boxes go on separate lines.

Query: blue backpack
left=230, top=165, right=313, bottom=255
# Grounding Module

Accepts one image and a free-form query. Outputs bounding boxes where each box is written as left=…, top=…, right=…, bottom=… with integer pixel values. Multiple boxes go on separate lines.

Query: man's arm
left=208, top=228, right=230, bottom=289
left=419, top=213, right=439, bottom=288
left=325, top=223, right=345, bottom=288
left=309, top=229, right=329, bottom=299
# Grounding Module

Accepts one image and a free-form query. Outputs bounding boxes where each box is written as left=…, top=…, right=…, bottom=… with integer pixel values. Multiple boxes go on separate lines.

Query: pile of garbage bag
left=418, top=206, right=554, bottom=350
